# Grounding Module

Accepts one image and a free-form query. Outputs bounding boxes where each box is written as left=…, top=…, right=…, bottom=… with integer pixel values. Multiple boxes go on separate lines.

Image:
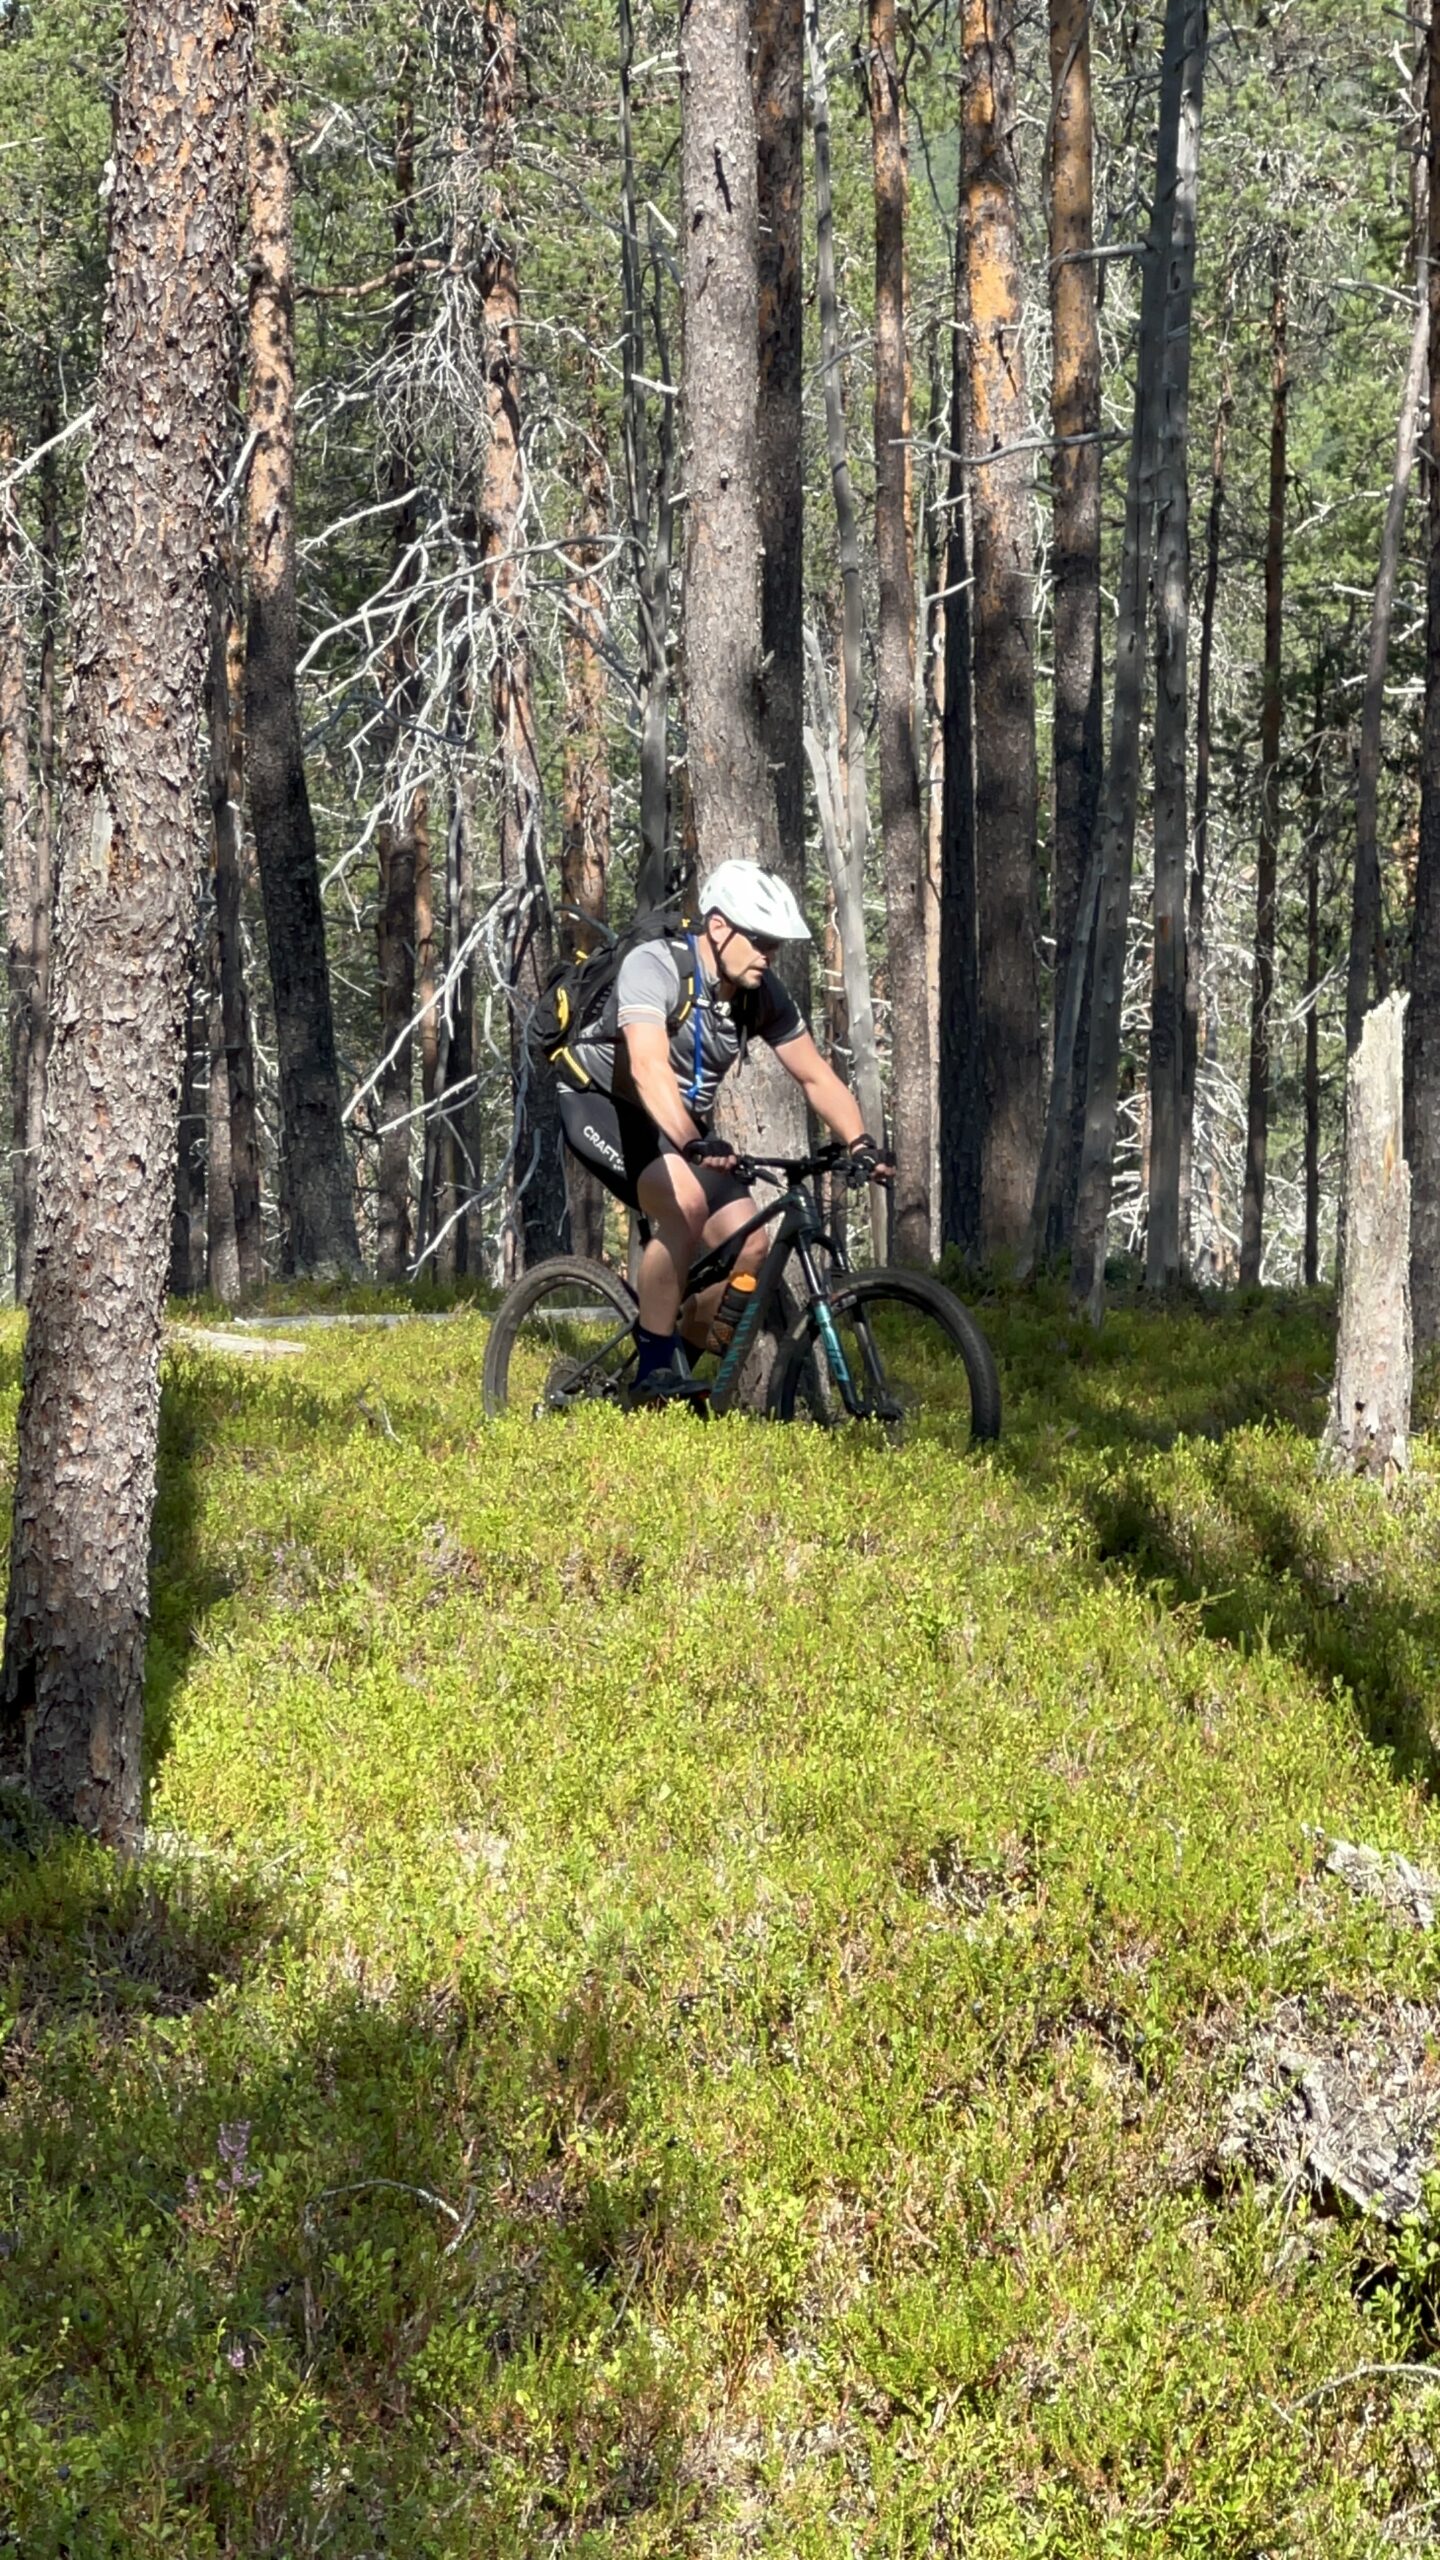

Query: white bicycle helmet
left=697, top=860, right=812, bottom=943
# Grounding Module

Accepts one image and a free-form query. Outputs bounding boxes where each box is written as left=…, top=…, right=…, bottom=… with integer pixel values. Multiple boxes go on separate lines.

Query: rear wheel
left=767, top=1269, right=1000, bottom=1449
left=483, top=1256, right=639, bottom=1419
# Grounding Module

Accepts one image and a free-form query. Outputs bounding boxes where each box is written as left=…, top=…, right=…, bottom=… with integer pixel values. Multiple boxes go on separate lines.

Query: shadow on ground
left=985, top=1283, right=1439, bottom=1790
left=0, top=1823, right=703, bottom=2557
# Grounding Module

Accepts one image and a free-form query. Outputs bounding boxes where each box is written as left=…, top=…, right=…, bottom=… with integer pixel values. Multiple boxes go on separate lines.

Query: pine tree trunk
left=938, top=259, right=983, bottom=1260
left=1350, top=261, right=1428, bottom=1055
left=1070, top=0, right=1190, bottom=1316
left=169, top=977, right=207, bottom=1297
left=1047, top=0, right=1102, bottom=1098
left=1180, top=360, right=1230, bottom=1263
left=10, top=395, right=60, bottom=1306
left=205, top=569, right=245, bottom=1303
left=807, top=4, right=883, bottom=1175
left=0, top=0, right=255, bottom=1841
left=27, top=428, right=60, bottom=1299
left=1145, top=1, right=1206, bottom=1291
left=867, top=0, right=931, bottom=1255
left=473, top=1, right=566, bottom=1267
left=680, top=0, right=800, bottom=1171
left=1410, top=15, right=1440, bottom=1357
left=1304, top=785, right=1321, bottom=1289
left=246, top=0, right=358, bottom=1277
left=0, top=423, right=35, bottom=1302
left=1239, top=245, right=1288, bottom=1290
left=960, top=0, right=1042, bottom=1257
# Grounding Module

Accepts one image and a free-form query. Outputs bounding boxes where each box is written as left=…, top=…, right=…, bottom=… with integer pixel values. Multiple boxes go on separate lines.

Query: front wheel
left=483, top=1255, right=639, bottom=1419
left=767, top=1269, right=1001, bottom=1449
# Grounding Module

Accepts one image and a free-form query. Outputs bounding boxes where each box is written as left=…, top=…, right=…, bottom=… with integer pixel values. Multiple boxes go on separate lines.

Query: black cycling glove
left=684, top=1132, right=737, bottom=1165
left=846, top=1134, right=896, bottom=1186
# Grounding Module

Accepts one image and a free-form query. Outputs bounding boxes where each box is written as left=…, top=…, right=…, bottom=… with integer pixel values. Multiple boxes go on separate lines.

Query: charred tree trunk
left=1350, top=262, right=1428, bottom=1055
left=170, top=980, right=206, bottom=1297
left=868, top=0, right=931, bottom=1255
left=375, top=82, right=423, bottom=1286
left=1180, top=359, right=1230, bottom=1263
left=1239, top=244, right=1288, bottom=1290
left=0, top=0, right=255, bottom=1841
left=960, top=0, right=1043, bottom=1257
left=473, top=0, right=566, bottom=1267
left=1145, top=1, right=1206, bottom=1290
left=205, top=566, right=252, bottom=1304
left=1070, top=0, right=1189, bottom=1316
left=246, top=0, right=358, bottom=1276
left=1047, top=0, right=1102, bottom=1096
left=1410, top=16, right=1440, bottom=1356
left=1304, top=778, right=1321, bottom=1289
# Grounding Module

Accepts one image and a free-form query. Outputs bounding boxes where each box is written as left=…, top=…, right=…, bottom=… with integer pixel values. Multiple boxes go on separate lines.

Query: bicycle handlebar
left=728, top=1143, right=878, bottom=1191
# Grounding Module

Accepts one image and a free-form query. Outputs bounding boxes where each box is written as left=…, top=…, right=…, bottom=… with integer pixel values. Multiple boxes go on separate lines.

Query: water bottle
left=707, top=1270, right=758, bottom=1353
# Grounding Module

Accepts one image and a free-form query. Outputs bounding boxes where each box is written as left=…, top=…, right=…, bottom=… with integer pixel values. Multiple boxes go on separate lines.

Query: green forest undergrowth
left=4, top=1283, right=1440, bottom=2555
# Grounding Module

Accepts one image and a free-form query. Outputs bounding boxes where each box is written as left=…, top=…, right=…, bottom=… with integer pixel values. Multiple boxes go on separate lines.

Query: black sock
left=634, top=1325, right=679, bottom=1382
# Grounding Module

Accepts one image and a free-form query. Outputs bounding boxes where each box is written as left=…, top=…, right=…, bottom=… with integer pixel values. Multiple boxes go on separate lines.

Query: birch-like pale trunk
left=1323, top=993, right=1411, bottom=1483
left=1179, top=361, right=1230, bottom=1261
left=1409, top=8, right=1440, bottom=1356
left=1144, top=0, right=1206, bottom=1292
left=1349, top=260, right=1428, bottom=1056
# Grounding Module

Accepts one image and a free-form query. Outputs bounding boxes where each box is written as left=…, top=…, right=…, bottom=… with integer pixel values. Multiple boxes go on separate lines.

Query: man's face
left=707, top=913, right=780, bottom=987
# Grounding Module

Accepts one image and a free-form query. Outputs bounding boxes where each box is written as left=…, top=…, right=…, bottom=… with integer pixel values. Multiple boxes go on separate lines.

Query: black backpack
left=528, top=900, right=699, bottom=1090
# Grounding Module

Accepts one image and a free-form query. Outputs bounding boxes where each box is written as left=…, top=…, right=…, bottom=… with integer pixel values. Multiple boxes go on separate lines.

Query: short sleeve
left=756, top=967, right=806, bottom=1050
left=616, top=941, right=683, bottom=1030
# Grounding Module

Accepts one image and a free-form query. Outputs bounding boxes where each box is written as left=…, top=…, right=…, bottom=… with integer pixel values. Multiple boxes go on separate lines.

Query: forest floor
left=4, top=1277, right=1440, bottom=2555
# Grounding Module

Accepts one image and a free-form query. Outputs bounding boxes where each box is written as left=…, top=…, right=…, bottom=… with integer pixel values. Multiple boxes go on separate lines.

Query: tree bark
left=170, top=977, right=207, bottom=1297
left=960, top=0, right=1043, bottom=1258
left=867, top=0, right=931, bottom=1256
left=1047, top=0, right=1102, bottom=1096
left=204, top=571, right=243, bottom=1302
left=561, top=398, right=612, bottom=1260
left=0, top=0, right=255, bottom=1841
left=1410, top=11, right=1440, bottom=1357
left=938, top=263, right=983, bottom=1261
left=473, top=0, right=567, bottom=1267
left=1070, top=0, right=1189, bottom=1317
left=807, top=3, right=882, bottom=1176
left=755, top=0, right=806, bottom=947
left=621, top=0, right=677, bottom=912
left=1180, top=358, right=1230, bottom=1265
left=375, top=82, right=423, bottom=1286
left=1144, top=1, right=1206, bottom=1291
left=1239, top=243, right=1288, bottom=1290
left=246, top=0, right=358, bottom=1277
left=1304, top=773, right=1320, bottom=1289
left=1323, top=993, right=1411, bottom=1483
left=679, top=0, right=797, bottom=1160
left=1350, top=263, right=1428, bottom=1056
left=0, top=422, right=35, bottom=1302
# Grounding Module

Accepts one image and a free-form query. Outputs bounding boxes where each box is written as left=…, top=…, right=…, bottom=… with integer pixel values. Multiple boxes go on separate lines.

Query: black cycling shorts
left=557, top=1087, right=747, bottom=1217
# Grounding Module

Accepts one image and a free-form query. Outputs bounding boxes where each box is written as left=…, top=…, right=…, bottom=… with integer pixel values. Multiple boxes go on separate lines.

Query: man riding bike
left=557, top=860, right=891, bottom=1395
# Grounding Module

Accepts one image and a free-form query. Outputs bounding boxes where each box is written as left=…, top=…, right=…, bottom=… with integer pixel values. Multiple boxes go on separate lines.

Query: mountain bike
left=482, top=1144, right=1001, bottom=1449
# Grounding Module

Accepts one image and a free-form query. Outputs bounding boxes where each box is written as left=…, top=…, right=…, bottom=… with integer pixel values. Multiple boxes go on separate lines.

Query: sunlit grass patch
left=3, top=1286, right=1440, bottom=2551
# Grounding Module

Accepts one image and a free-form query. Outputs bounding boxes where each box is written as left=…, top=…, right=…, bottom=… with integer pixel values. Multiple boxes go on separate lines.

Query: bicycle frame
left=690, top=1177, right=860, bottom=1417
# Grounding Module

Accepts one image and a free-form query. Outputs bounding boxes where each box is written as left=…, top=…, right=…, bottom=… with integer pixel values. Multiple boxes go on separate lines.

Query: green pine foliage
left=4, top=1293, right=1440, bottom=2552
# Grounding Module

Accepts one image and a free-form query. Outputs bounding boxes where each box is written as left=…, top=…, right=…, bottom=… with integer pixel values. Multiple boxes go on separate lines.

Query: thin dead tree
left=1409, top=3, right=1440, bottom=1358
left=0, top=0, right=256, bottom=1841
left=1144, top=0, right=1206, bottom=1290
left=1348, top=255, right=1428, bottom=1056
left=621, top=0, right=677, bottom=912
left=0, top=422, right=36, bottom=1299
left=1239, top=238, right=1289, bottom=1290
left=1179, top=354, right=1231, bottom=1259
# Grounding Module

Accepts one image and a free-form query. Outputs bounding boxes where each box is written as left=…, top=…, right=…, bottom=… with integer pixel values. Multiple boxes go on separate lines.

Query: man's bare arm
left=622, top=1019, right=704, bottom=1151
left=776, top=1030, right=867, bottom=1146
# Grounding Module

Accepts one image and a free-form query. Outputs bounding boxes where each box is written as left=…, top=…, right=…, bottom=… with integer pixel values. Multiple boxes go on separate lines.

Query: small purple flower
left=226, top=2340, right=247, bottom=2372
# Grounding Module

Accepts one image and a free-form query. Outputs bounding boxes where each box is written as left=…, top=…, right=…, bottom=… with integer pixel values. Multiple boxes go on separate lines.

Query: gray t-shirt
left=573, top=936, right=805, bottom=1119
